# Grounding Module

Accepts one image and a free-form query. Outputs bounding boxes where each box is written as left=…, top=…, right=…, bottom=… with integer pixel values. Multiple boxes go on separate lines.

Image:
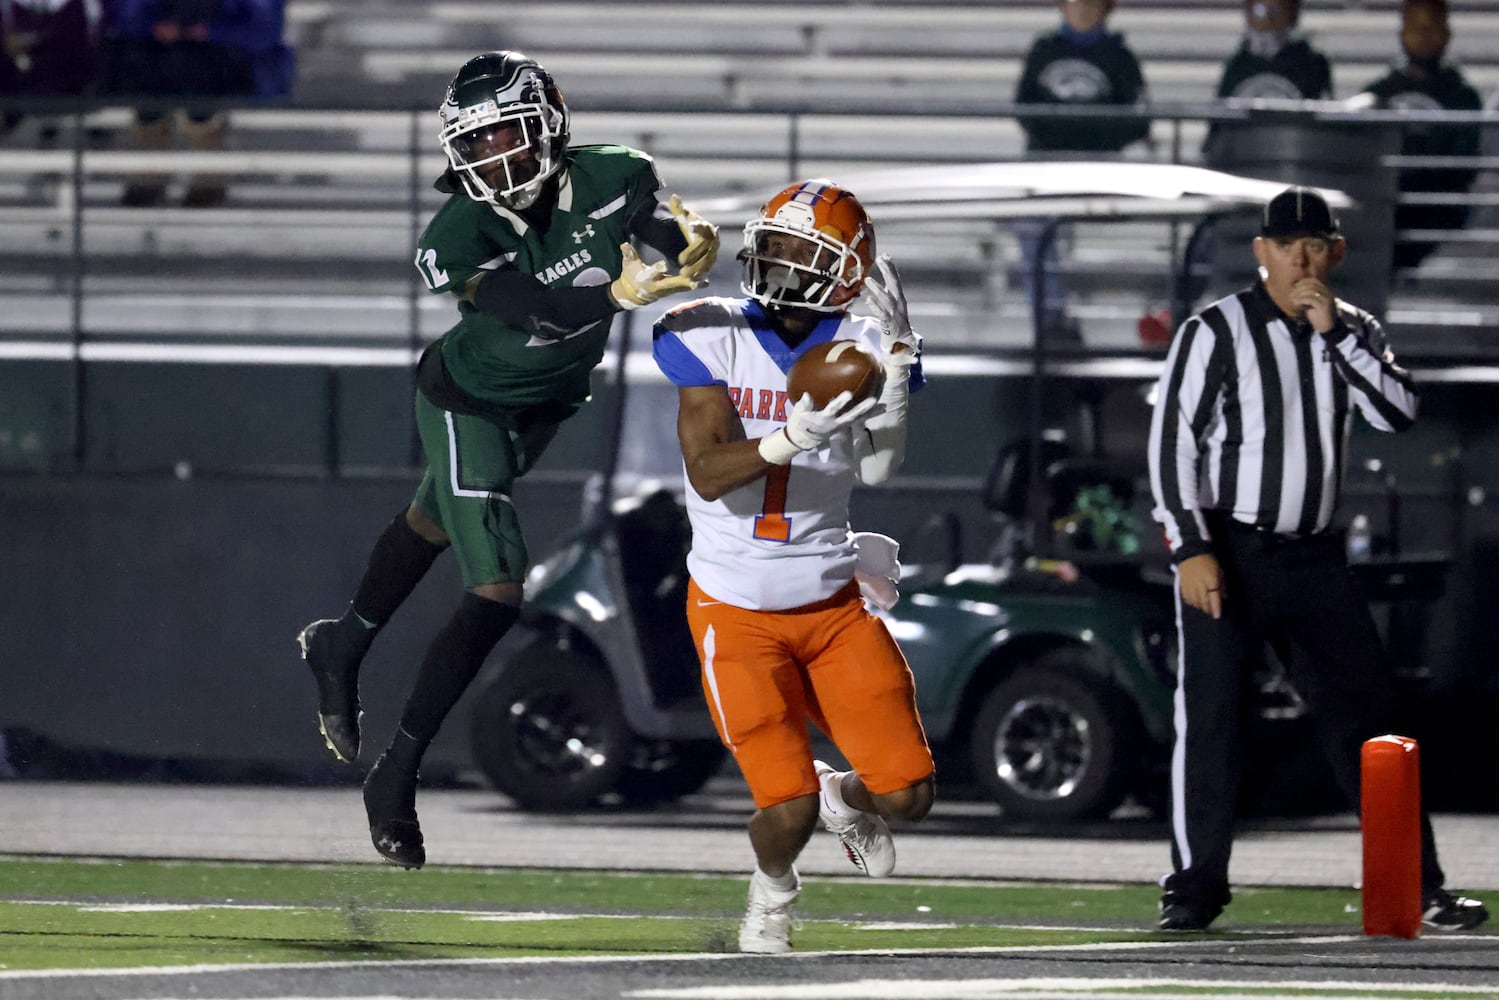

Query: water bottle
left=1347, top=513, right=1373, bottom=563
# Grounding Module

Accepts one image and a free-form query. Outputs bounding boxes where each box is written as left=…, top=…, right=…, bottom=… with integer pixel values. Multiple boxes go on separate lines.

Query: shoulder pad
left=656, top=297, right=741, bottom=335
left=568, top=143, right=655, bottom=165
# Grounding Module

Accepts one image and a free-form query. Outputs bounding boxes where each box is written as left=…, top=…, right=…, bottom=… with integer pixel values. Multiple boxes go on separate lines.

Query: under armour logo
left=572, top=225, right=595, bottom=244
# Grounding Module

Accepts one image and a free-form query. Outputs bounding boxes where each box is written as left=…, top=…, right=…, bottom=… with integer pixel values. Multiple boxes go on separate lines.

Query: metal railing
left=2, top=97, right=1498, bottom=476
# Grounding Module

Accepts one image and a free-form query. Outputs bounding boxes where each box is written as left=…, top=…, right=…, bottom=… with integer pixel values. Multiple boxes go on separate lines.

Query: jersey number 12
left=415, top=248, right=450, bottom=290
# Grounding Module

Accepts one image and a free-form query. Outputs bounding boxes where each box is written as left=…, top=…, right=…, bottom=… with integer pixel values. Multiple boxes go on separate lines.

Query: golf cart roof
left=695, top=161, right=1354, bottom=225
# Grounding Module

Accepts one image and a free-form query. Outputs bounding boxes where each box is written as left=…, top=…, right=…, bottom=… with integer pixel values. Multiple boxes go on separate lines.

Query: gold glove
left=669, top=194, right=719, bottom=283
left=609, top=243, right=702, bottom=310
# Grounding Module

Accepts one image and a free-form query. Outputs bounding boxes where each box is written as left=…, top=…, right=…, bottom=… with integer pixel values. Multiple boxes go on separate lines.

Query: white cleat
left=815, top=759, right=896, bottom=878
left=738, top=869, right=801, bottom=954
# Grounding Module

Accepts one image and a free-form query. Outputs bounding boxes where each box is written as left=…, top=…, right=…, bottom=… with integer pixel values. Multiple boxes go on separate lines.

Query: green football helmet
left=438, top=51, right=569, bottom=210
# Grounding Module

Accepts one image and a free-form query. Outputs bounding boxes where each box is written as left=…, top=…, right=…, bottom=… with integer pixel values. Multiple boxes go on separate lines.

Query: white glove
left=669, top=194, right=719, bottom=283
left=609, top=243, right=704, bottom=310
left=758, top=391, right=877, bottom=465
left=854, top=257, right=918, bottom=482
left=862, top=254, right=922, bottom=370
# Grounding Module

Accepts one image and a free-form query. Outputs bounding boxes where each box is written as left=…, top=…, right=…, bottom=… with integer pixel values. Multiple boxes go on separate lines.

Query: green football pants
left=411, top=391, right=561, bottom=588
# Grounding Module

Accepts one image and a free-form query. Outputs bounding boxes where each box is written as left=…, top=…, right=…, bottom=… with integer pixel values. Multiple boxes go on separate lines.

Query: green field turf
left=0, top=856, right=1487, bottom=972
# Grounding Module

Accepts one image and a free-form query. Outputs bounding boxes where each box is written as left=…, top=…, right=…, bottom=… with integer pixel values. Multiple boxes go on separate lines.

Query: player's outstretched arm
left=856, top=254, right=921, bottom=483
left=464, top=266, right=618, bottom=341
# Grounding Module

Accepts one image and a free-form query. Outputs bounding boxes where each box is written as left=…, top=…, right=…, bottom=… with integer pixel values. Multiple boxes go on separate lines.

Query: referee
left=1146, top=186, right=1488, bottom=932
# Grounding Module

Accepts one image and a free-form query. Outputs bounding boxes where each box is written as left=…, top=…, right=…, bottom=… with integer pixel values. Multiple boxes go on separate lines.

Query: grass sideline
left=0, top=857, right=1487, bottom=971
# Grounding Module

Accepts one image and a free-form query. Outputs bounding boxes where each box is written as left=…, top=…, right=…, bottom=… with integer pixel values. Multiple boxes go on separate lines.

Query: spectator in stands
left=1156, top=0, right=1338, bottom=342
left=0, top=0, right=102, bottom=136
left=1217, top=0, right=1331, bottom=104
left=1014, top=0, right=1152, bottom=342
left=1203, top=0, right=1333, bottom=163
left=103, top=0, right=295, bottom=207
left=1357, top=0, right=1482, bottom=275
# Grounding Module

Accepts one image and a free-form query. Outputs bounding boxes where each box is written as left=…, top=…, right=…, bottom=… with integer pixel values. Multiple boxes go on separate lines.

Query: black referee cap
left=1261, top=186, right=1339, bottom=239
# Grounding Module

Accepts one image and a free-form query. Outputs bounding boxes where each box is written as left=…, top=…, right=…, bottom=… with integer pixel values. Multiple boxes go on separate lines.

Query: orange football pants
left=686, top=577, right=934, bottom=809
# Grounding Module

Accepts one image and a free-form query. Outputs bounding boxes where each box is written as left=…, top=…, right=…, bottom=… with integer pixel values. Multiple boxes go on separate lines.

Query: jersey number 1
left=753, top=465, right=791, bottom=542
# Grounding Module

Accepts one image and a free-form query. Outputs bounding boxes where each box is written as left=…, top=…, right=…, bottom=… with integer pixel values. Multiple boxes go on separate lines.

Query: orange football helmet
left=740, top=179, right=876, bottom=312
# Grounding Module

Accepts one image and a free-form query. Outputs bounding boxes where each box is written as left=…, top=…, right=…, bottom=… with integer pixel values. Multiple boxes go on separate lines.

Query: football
left=786, top=340, right=885, bottom=409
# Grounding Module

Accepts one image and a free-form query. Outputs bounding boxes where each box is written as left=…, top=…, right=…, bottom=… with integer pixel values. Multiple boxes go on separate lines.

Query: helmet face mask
left=741, top=181, right=875, bottom=312
left=439, top=51, right=569, bottom=211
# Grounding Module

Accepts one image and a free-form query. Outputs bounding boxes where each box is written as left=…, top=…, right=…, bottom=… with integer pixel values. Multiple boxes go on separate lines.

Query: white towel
left=852, top=531, right=901, bottom=610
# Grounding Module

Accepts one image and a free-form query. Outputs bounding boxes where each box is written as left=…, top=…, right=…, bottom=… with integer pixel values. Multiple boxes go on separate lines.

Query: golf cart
left=464, top=162, right=1353, bottom=820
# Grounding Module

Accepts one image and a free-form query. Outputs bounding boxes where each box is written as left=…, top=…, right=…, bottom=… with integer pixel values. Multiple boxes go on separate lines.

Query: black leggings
left=1166, top=521, right=1444, bottom=902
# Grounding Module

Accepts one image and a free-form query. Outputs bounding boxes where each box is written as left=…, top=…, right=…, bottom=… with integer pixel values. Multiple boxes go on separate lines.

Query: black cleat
left=1158, top=892, right=1223, bottom=932
left=364, top=752, right=425, bottom=869
left=1423, top=889, right=1488, bottom=931
left=296, top=617, right=371, bottom=764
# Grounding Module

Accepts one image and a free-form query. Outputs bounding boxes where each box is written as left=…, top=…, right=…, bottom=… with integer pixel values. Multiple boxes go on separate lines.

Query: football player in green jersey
left=296, top=50, right=718, bottom=868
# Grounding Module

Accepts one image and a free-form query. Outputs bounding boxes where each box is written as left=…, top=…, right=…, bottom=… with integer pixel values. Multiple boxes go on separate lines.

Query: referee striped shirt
left=1148, top=283, right=1418, bottom=562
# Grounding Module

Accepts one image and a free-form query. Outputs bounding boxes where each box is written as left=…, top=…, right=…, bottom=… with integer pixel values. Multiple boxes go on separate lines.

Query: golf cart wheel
left=969, top=650, right=1139, bottom=822
left=469, top=643, right=630, bottom=810
left=617, top=738, right=728, bottom=805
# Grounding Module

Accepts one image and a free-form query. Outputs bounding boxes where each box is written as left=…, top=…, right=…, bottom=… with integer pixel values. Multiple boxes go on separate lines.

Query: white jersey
left=653, top=297, right=883, bottom=611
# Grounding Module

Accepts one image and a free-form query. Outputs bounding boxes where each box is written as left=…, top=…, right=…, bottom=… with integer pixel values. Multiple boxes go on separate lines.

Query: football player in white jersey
left=652, top=180, right=935, bottom=954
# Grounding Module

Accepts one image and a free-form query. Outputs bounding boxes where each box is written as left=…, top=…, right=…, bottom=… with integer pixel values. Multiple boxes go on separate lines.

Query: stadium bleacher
left=289, top=2, right=1499, bottom=108
left=2, top=1, right=1497, bottom=357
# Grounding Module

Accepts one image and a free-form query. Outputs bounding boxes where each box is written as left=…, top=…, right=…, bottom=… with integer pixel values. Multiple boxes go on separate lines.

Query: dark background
left=4, top=360, right=1497, bottom=796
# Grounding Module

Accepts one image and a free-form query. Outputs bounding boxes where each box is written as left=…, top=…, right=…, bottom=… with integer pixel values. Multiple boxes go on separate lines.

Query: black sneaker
left=296, top=617, right=371, bottom=764
left=363, top=752, right=425, bottom=869
left=1422, top=889, right=1488, bottom=931
left=1158, top=892, right=1223, bottom=931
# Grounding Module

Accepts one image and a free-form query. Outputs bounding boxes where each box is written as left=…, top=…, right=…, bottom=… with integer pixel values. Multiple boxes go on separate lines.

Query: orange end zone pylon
left=1362, top=734, right=1422, bottom=938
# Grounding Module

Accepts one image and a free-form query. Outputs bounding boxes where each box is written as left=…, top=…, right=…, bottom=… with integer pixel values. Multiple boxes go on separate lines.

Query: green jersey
left=413, top=144, right=664, bottom=418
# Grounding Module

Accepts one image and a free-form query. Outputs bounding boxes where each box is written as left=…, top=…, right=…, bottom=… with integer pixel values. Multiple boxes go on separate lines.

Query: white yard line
left=628, top=982, right=1499, bottom=1000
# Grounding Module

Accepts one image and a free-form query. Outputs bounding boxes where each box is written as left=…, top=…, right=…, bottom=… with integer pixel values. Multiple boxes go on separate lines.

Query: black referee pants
left=1164, top=519, right=1443, bottom=906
